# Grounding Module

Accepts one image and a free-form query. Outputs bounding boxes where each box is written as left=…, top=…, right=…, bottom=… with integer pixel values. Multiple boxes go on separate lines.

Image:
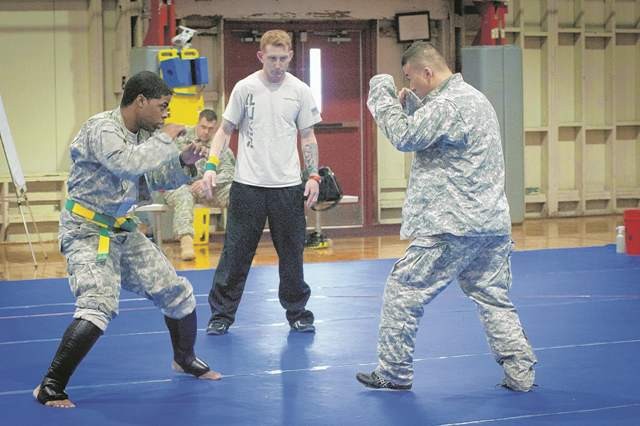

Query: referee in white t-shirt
left=202, top=29, right=322, bottom=335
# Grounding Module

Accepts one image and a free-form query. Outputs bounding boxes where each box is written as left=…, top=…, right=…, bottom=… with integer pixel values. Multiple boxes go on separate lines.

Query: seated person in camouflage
left=33, top=71, right=221, bottom=409
left=151, top=109, right=235, bottom=260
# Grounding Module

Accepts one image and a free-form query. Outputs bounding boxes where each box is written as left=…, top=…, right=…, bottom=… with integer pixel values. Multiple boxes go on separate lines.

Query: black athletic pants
left=208, top=182, right=313, bottom=325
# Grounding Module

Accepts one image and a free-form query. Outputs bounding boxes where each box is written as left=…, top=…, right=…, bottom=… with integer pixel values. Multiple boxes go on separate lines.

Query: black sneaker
left=290, top=319, right=315, bottom=333
left=499, top=381, right=537, bottom=392
left=206, top=319, right=229, bottom=335
left=356, top=371, right=412, bottom=390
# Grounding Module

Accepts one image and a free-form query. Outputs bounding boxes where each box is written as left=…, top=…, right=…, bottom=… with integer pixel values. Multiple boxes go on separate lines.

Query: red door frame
left=222, top=20, right=378, bottom=227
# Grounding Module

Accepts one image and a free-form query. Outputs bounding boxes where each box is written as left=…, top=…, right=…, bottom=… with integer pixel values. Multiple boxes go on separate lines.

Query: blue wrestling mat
left=1, top=246, right=639, bottom=425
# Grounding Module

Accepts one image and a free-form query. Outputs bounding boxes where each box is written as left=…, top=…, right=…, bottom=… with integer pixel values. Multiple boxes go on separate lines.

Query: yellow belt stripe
left=66, top=200, right=134, bottom=261
left=97, top=232, right=110, bottom=258
left=71, top=203, right=98, bottom=222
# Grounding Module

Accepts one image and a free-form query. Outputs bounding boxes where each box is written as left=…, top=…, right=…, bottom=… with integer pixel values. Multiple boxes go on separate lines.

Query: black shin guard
left=164, top=310, right=210, bottom=377
left=37, top=319, right=102, bottom=404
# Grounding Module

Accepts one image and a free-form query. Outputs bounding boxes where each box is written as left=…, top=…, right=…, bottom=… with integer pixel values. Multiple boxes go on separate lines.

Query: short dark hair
left=120, top=71, right=172, bottom=107
left=199, top=109, right=217, bottom=122
left=401, top=41, right=449, bottom=71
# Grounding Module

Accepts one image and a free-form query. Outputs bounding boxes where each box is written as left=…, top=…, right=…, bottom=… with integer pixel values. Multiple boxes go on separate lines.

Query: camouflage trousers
left=61, top=216, right=196, bottom=331
left=160, top=184, right=230, bottom=238
left=375, top=234, right=537, bottom=390
left=159, top=185, right=196, bottom=238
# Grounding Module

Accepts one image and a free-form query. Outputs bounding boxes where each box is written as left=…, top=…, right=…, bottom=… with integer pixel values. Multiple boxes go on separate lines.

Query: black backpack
left=312, top=166, right=343, bottom=211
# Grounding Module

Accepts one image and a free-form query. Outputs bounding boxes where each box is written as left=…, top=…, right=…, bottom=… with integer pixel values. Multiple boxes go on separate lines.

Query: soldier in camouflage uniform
left=33, top=72, right=220, bottom=409
left=357, top=42, right=537, bottom=392
left=149, top=109, right=235, bottom=260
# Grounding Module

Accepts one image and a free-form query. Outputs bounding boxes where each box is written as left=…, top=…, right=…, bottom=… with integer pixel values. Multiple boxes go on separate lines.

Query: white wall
left=0, top=0, right=92, bottom=174
left=0, top=0, right=143, bottom=175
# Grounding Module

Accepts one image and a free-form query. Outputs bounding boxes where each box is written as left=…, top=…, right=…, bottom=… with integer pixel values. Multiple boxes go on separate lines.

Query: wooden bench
left=135, top=203, right=226, bottom=250
left=305, top=195, right=359, bottom=249
left=311, top=195, right=359, bottom=235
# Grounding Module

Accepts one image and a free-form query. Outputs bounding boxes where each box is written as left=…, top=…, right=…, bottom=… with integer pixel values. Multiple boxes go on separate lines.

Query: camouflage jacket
left=367, top=73, right=511, bottom=239
left=64, top=108, right=190, bottom=219
left=174, top=127, right=236, bottom=186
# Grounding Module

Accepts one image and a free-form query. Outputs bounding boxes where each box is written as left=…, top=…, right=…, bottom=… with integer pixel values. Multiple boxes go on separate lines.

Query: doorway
left=223, top=20, right=377, bottom=228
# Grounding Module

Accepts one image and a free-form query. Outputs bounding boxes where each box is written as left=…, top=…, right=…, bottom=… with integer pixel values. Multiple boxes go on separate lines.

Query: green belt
left=65, top=199, right=137, bottom=261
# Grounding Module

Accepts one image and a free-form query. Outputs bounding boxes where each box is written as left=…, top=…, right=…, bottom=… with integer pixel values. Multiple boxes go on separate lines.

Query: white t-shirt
left=223, top=71, right=322, bottom=187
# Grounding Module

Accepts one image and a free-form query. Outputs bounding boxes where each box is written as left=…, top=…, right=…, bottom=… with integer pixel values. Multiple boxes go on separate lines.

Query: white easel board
left=0, top=95, right=26, bottom=194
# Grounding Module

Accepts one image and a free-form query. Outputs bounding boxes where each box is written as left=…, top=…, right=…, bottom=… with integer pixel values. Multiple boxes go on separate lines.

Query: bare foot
left=32, top=385, right=76, bottom=408
left=172, top=360, right=222, bottom=380
left=198, top=370, right=222, bottom=380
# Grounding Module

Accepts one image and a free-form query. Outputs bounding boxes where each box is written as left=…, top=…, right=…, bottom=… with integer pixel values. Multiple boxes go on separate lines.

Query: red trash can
left=624, top=209, right=640, bottom=255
